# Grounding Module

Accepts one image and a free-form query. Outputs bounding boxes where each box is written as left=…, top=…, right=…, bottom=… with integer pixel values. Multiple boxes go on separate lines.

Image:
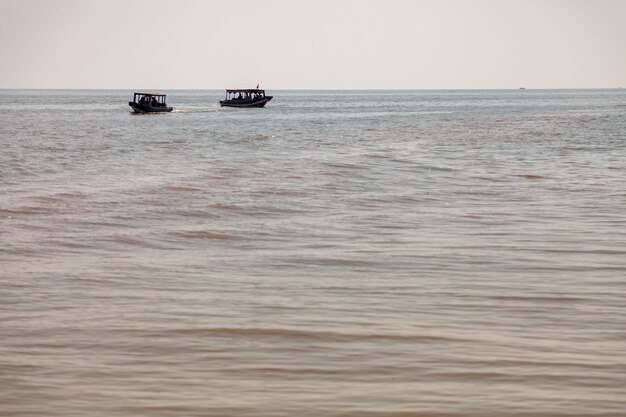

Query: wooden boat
left=129, top=93, right=173, bottom=113
left=220, top=88, right=273, bottom=108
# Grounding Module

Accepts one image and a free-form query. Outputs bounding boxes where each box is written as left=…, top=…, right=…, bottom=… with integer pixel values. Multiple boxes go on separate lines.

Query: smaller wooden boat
left=129, top=93, right=173, bottom=113
left=220, top=88, right=272, bottom=108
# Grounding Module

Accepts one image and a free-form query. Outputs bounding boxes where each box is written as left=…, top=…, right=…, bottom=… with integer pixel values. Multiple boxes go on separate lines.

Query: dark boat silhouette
left=220, top=88, right=272, bottom=108
left=129, top=93, right=173, bottom=113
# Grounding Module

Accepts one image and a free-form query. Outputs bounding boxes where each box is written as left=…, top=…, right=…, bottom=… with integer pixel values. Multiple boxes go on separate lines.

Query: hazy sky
left=1, top=0, right=625, bottom=89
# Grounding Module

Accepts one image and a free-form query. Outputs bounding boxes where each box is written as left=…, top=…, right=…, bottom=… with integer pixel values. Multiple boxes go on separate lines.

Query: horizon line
left=1, top=87, right=624, bottom=91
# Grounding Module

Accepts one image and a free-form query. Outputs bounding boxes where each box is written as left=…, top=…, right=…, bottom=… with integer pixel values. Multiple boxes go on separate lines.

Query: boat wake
left=172, top=107, right=221, bottom=113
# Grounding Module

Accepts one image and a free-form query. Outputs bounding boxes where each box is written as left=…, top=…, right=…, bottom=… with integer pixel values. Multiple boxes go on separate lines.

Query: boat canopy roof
left=134, top=92, right=167, bottom=97
left=226, top=89, right=265, bottom=93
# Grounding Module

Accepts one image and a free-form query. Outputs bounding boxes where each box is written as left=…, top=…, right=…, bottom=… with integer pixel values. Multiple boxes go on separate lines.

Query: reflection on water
left=1, top=89, right=626, bottom=417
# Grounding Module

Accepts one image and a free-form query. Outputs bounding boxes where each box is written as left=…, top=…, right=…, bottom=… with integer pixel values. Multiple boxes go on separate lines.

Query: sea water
left=1, top=89, right=625, bottom=416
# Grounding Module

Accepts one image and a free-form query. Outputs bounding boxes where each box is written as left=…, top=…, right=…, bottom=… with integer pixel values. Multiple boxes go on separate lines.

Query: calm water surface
left=1, top=89, right=625, bottom=416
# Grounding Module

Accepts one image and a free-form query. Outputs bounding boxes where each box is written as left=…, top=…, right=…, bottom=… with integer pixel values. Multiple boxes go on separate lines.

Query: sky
left=1, top=0, right=625, bottom=89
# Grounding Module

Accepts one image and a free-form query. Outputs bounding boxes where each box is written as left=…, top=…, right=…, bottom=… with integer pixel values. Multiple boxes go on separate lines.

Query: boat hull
left=219, top=96, right=273, bottom=108
left=129, top=102, right=173, bottom=113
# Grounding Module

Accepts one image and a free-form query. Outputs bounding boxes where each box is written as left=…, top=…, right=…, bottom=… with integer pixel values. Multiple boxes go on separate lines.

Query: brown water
left=1, top=90, right=625, bottom=416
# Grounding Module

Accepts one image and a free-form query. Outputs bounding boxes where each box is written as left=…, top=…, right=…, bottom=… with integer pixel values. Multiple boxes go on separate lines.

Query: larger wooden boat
left=220, top=88, right=272, bottom=108
left=129, top=93, right=173, bottom=113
